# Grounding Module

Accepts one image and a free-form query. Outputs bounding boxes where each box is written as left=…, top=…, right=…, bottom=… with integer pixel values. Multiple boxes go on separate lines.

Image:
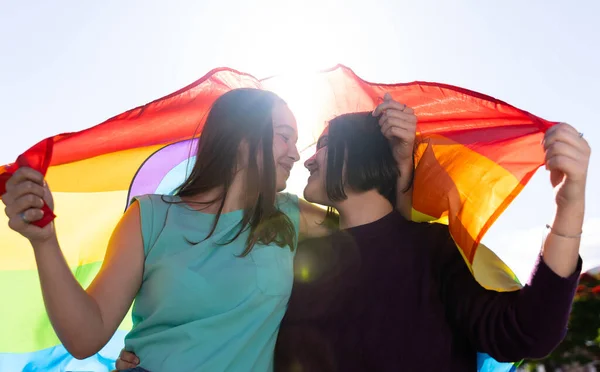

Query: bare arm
left=373, top=93, right=417, bottom=220
left=2, top=168, right=144, bottom=359
left=298, top=199, right=330, bottom=240
left=539, top=123, right=589, bottom=278
left=395, top=159, right=414, bottom=220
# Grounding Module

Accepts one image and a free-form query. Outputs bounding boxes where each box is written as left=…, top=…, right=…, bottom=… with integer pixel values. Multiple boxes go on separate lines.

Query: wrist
left=551, top=203, right=585, bottom=237
left=31, top=233, right=59, bottom=253
left=397, top=162, right=414, bottom=188
left=556, top=200, right=585, bottom=219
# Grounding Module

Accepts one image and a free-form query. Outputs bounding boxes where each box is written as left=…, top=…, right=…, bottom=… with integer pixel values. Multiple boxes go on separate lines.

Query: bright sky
left=1, top=0, right=598, bottom=282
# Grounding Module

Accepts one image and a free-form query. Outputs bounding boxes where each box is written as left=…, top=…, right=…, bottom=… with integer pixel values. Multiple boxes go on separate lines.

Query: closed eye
left=316, top=136, right=328, bottom=149
left=278, top=134, right=290, bottom=143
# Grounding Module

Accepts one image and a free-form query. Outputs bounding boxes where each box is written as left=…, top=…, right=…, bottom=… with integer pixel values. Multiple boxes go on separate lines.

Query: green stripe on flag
left=0, top=261, right=133, bottom=353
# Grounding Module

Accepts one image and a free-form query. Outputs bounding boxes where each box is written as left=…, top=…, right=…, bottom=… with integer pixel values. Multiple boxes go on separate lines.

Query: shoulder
left=128, top=194, right=174, bottom=256
left=276, top=192, right=300, bottom=223
left=396, top=218, right=451, bottom=242
left=405, top=220, right=451, bottom=241
left=403, top=220, right=457, bottom=261
left=275, top=192, right=301, bottom=242
left=424, top=221, right=452, bottom=241
left=276, top=192, right=299, bottom=210
left=130, top=194, right=176, bottom=216
left=131, top=193, right=174, bottom=207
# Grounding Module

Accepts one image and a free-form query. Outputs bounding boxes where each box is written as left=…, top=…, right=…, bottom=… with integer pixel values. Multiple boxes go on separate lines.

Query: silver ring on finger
left=19, top=212, right=30, bottom=224
left=579, top=132, right=584, bottom=138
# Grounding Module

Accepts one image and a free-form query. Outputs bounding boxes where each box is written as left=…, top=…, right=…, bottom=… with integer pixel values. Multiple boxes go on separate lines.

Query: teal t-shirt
left=124, top=193, right=300, bottom=371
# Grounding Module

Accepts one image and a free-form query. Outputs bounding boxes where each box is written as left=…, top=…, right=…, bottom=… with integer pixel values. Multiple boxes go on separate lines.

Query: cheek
left=317, top=152, right=327, bottom=173
left=272, top=139, right=287, bottom=160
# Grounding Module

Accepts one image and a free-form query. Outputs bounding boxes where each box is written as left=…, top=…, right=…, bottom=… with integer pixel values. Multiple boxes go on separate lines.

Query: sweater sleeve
left=431, top=223, right=581, bottom=362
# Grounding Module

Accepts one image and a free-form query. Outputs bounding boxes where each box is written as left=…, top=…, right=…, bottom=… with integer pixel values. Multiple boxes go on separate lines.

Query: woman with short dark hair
left=275, top=111, right=589, bottom=371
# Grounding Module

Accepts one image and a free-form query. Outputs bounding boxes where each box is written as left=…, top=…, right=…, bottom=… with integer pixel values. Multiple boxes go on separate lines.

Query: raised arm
left=1, top=168, right=145, bottom=359
left=434, top=123, right=589, bottom=362
left=373, top=93, right=416, bottom=220
left=434, top=223, right=580, bottom=362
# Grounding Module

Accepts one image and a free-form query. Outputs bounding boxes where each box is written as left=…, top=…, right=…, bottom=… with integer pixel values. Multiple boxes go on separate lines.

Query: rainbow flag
left=0, top=65, right=552, bottom=371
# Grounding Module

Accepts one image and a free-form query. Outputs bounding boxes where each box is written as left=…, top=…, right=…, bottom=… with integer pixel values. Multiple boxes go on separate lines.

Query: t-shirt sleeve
left=430, top=223, right=581, bottom=362
left=130, top=194, right=170, bottom=257
left=276, top=192, right=301, bottom=247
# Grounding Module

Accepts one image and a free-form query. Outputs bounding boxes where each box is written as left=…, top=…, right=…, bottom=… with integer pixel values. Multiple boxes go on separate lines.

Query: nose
left=289, top=143, right=300, bottom=162
left=304, top=153, right=316, bottom=170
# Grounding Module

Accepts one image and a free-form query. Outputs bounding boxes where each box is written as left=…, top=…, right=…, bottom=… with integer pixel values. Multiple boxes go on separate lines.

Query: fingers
left=2, top=167, right=46, bottom=207
left=544, top=141, right=581, bottom=166
left=6, top=209, right=44, bottom=232
left=4, top=193, right=45, bottom=218
left=380, top=118, right=416, bottom=141
left=2, top=167, right=47, bottom=223
left=118, top=349, right=140, bottom=365
left=374, top=94, right=418, bottom=144
left=546, top=156, right=579, bottom=176
left=5, top=167, right=44, bottom=193
left=544, top=123, right=590, bottom=155
left=115, top=357, right=138, bottom=371
left=5, top=201, right=46, bottom=233
left=2, top=180, right=46, bottom=205
left=543, top=123, right=590, bottom=183
left=1, top=167, right=50, bottom=234
left=373, top=98, right=415, bottom=116
left=379, top=111, right=417, bottom=142
left=381, top=108, right=418, bottom=123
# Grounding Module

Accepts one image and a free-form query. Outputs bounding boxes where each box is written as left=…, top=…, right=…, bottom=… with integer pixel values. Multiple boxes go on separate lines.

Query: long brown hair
left=174, top=88, right=296, bottom=256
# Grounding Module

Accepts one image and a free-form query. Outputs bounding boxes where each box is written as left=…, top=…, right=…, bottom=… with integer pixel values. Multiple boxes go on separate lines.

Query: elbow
left=71, top=351, right=95, bottom=361
left=525, top=331, right=566, bottom=360
left=482, top=324, right=567, bottom=363
left=494, top=328, right=567, bottom=362
left=68, top=348, right=95, bottom=360
left=67, top=345, right=97, bottom=360
left=63, top=340, right=102, bottom=360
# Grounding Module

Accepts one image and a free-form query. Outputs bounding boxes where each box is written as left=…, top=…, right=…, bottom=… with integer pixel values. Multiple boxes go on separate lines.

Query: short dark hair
left=325, top=112, right=400, bottom=205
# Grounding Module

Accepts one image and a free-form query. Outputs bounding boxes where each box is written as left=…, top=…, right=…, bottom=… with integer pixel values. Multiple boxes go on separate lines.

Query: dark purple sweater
left=275, top=211, right=581, bottom=371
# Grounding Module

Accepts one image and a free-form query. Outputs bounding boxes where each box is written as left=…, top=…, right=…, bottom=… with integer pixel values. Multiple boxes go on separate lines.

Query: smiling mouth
left=280, top=164, right=292, bottom=172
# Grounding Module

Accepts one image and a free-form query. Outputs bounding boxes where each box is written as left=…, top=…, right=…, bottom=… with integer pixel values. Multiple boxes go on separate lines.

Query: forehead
left=272, top=101, right=298, bottom=132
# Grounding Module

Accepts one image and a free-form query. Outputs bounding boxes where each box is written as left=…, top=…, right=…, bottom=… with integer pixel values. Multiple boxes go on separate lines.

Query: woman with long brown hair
left=1, top=88, right=414, bottom=371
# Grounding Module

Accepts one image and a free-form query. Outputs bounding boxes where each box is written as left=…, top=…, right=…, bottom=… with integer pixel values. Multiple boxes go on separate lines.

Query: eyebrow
left=274, top=124, right=296, bottom=132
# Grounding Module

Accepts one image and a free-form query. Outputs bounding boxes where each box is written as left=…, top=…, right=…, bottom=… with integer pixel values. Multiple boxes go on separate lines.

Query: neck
left=335, top=190, right=394, bottom=229
left=183, top=169, right=248, bottom=213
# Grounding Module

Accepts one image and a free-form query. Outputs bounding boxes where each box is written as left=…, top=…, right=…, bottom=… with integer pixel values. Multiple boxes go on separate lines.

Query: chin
left=276, top=180, right=287, bottom=192
left=303, top=187, right=318, bottom=204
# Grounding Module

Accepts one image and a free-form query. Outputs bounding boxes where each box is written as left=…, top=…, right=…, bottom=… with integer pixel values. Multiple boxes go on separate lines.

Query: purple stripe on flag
left=128, top=139, right=198, bottom=202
